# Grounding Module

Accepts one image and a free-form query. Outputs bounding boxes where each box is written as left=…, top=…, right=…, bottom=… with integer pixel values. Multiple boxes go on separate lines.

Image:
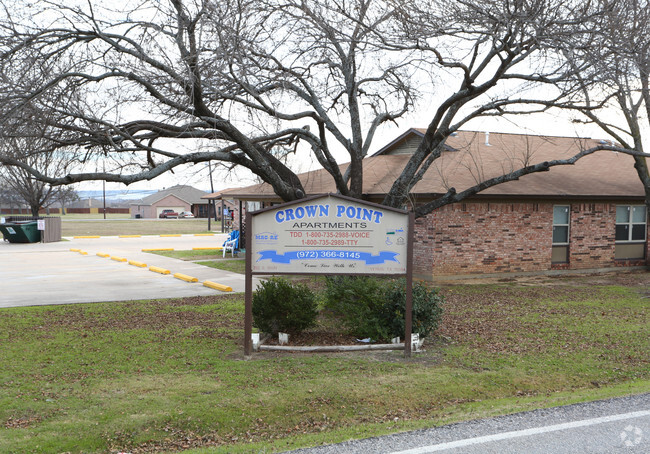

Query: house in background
left=129, top=185, right=209, bottom=218
left=226, top=129, right=648, bottom=278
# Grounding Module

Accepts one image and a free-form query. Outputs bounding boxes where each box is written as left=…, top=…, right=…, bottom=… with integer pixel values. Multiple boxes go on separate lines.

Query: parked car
left=179, top=211, right=195, bottom=218
left=159, top=209, right=179, bottom=219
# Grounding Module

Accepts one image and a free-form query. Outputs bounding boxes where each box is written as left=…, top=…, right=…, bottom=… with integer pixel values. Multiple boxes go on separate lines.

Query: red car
left=159, top=209, right=179, bottom=219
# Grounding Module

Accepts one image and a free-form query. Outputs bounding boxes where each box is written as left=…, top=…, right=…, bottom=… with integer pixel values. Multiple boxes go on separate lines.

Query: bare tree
left=52, top=185, right=79, bottom=215
left=0, top=0, right=624, bottom=218
left=1, top=168, right=51, bottom=216
left=0, top=0, right=306, bottom=201
left=0, top=177, right=24, bottom=213
left=212, top=0, right=420, bottom=197
left=0, top=97, right=77, bottom=216
left=378, top=0, right=611, bottom=211
left=0, top=142, right=74, bottom=216
left=556, top=0, right=650, bottom=207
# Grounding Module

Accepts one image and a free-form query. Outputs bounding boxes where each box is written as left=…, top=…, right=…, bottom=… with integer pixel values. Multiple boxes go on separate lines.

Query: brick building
left=228, top=129, right=648, bottom=278
left=129, top=185, right=210, bottom=218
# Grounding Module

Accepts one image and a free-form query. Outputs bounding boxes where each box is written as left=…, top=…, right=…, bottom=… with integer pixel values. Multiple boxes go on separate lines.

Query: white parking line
left=391, top=410, right=650, bottom=454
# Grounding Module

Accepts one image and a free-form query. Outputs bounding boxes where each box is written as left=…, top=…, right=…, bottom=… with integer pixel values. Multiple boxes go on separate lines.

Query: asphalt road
left=286, top=393, right=650, bottom=454
left=0, top=234, right=258, bottom=308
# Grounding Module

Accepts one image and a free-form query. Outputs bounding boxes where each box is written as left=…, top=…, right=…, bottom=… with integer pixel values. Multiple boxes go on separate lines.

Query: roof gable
left=372, top=128, right=457, bottom=156
left=134, top=185, right=208, bottom=206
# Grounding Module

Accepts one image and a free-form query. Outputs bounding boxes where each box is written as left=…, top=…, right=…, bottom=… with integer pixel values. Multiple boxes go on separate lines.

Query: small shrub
left=252, top=277, right=318, bottom=335
left=381, top=279, right=444, bottom=339
left=323, top=276, right=390, bottom=339
left=323, top=276, right=444, bottom=340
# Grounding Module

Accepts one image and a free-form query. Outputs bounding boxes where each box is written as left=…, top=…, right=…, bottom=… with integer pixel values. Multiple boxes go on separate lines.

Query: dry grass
left=0, top=273, right=648, bottom=453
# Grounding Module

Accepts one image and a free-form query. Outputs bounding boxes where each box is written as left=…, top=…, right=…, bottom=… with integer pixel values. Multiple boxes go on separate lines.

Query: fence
left=0, top=207, right=129, bottom=215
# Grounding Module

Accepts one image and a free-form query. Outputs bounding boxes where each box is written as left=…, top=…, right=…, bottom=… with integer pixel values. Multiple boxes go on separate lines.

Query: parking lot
left=0, top=234, right=253, bottom=308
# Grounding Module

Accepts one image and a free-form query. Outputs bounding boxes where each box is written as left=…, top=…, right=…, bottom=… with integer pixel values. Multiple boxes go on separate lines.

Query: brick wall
left=413, top=200, right=647, bottom=278
left=568, top=203, right=616, bottom=268
left=414, top=202, right=552, bottom=277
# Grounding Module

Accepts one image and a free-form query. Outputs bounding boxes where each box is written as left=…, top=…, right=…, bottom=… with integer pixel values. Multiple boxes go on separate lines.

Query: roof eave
left=408, top=192, right=645, bottom=201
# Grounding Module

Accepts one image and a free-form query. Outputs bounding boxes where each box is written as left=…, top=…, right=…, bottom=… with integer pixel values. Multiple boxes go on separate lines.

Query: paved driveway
left=0, top=234, right=254, bottom=308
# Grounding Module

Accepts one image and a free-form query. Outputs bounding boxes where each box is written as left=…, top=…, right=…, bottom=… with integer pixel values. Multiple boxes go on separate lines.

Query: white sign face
left=250, top=195, right=408, bottom=274
left=37, top=220, right=45, bottom=230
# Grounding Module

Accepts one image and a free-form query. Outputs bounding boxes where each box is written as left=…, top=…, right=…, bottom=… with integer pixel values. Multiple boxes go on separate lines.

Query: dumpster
left=0, top=221, right=41, bottom=243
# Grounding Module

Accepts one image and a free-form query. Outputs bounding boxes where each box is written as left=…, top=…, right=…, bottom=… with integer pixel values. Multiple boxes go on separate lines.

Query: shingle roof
left=130, top=185, right=208, bottom=206
left=201, top=187, right=242, bottom=200
left=225, top=130, right=646, bottom=201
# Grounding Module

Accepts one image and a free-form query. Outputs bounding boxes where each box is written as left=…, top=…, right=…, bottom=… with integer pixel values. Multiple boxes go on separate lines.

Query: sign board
left=250, top=195, right=408, bottom=275
left=244, top=194, right=414, bottom=357
left=37, top=220, right=45, bottom=231
left=0, top=217, right=5, bottom=224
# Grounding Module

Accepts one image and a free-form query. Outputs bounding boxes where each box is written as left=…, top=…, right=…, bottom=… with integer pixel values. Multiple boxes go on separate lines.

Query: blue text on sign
left=275, top=204, right=383, bottom=224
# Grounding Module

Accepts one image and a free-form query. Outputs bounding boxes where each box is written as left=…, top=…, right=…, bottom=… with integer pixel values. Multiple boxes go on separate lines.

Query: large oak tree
left=0, top=0, right=625, bottom=217
left=556, top=0, right=650, bottom=208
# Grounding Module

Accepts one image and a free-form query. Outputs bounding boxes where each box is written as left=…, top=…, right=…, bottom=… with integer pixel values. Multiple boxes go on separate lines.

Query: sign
left=250, top=195, right=408, bottom=275
left=0, top=217, right=5, bottom=224
left=244, top=194, right=415, bottom=357
left=37, top=220, right=45, bottom=231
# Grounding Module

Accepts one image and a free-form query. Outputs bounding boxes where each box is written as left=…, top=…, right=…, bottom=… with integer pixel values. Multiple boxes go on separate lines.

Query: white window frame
left=552, top=205, right=570, bottom=246
left=615, top=205, right=647, bottom=243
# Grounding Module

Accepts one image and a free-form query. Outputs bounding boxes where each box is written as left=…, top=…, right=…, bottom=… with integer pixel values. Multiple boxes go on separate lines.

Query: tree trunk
left=632, top=156, right=650, bottom=219
left=348, top=153, right=363, bottom=199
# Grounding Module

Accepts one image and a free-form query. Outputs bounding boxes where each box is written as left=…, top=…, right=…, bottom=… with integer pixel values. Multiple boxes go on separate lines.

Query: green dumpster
left=0, top=221, right=41, bottom=243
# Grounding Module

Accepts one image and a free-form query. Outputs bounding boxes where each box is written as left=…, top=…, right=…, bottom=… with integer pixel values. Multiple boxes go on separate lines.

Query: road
left=286, top=393, right=650, bottom=454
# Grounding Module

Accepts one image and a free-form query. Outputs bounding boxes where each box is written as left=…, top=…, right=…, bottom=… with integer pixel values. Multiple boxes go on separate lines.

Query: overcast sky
left=90, top=105, right=607, bottom=198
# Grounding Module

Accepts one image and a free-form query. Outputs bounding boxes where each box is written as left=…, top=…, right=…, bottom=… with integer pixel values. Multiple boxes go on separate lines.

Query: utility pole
left=102, top=163, right=106, bottom=219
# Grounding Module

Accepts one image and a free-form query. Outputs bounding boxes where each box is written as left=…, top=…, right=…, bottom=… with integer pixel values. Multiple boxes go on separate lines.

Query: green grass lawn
left=148, top=249, right=246, bottom=274
left=0, top=278, right=648, bottom=453
left=196, top=259, right=246, bottom=274
left=57, top=213, right=131, bottom=220
left=149, top=249, right=228, bottom=261
left=61, top=219, right=223, bottom=237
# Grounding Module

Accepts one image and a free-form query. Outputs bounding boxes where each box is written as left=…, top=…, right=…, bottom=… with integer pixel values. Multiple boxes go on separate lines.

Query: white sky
left=91, top=106, right=609, bottom=197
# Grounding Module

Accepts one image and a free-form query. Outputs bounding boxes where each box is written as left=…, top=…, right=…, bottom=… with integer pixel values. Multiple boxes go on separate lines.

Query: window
left=553, top=206, right=570, bottom=244
left=552, top=205, right=570, bottom=263
left=615, top=205, right=646, bottom=260
left=615, top=205, right=646, bottom=242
